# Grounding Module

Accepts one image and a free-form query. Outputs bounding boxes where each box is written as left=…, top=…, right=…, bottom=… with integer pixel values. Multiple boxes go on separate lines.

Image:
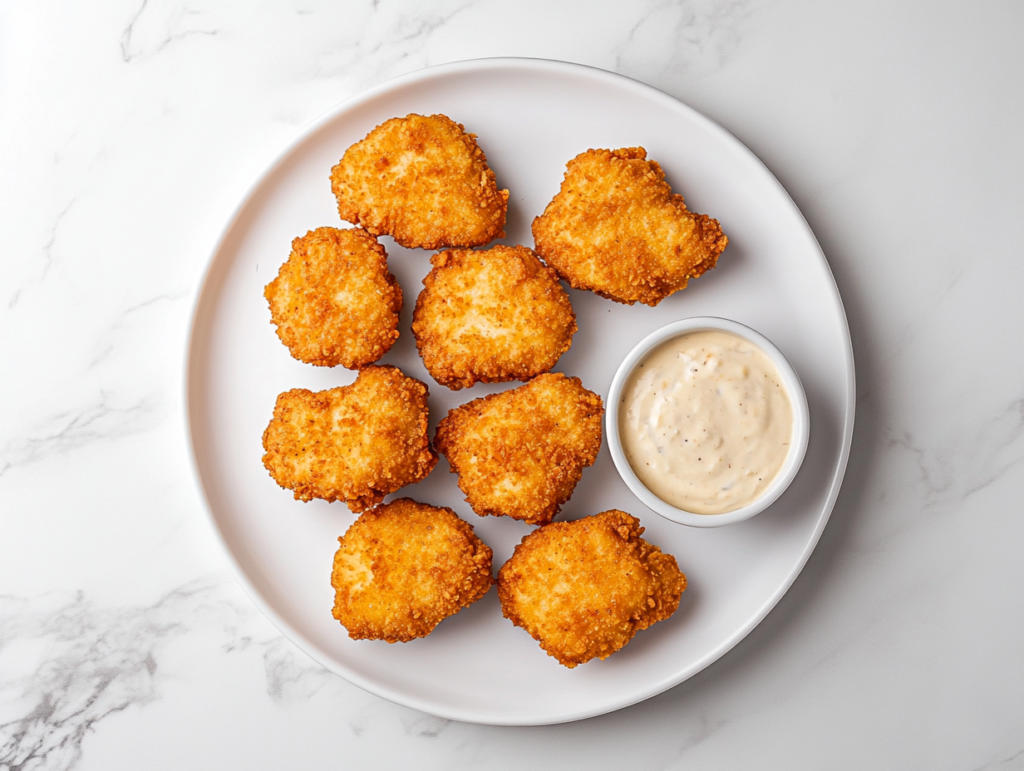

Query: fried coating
left=434, top=373, right=602, bottom=525
left=412, top=245, right=577, bottom=390
left=532, top=147, right=728, bottom=307
left=497, top=510, right=687, bottom=668
left=331, top=498, right=494, bottom=642
left=330, top=114, right=509, bottom=250
left=264, top=227, right=402, bottom=368
left=261, top=366, right=437, bottom=511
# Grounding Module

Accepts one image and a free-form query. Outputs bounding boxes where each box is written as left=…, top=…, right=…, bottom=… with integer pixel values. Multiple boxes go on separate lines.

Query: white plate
left=186, top=58, right=855, bottom=726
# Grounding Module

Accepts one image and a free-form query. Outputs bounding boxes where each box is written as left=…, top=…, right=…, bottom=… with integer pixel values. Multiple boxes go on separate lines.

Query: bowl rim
left=605, top=316, right=811, bottom=528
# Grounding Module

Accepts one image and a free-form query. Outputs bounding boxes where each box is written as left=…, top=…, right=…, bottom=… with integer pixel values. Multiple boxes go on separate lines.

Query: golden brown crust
left=412, top=245, right=577, bottom=390
left=434, top=373, right=602, bottom=525
left=264, top=227, right=402, bottom=368
left=532, top=147, right=728, bottom=306
left=330, top=114, right=509, bottom=250
left=497, top=510, right=687, bottom=668
left=331, top=498, right=494, bottom=642
left=261, top=366, right=437, bottom=511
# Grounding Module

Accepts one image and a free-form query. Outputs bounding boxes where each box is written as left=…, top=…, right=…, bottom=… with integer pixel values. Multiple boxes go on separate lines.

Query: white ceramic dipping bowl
left=606, top=317, right=810, bottom=528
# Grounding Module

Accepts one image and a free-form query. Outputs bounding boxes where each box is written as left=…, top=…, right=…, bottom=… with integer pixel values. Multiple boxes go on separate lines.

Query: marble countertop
left=2, top=1, right=1022, bottom=768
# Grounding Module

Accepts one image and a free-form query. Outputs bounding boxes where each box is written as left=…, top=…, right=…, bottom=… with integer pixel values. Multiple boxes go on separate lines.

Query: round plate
left=186, top=58, right=854, bottom=726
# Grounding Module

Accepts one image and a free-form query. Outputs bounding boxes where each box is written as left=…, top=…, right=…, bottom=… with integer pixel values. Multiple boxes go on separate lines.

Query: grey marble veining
left=614, top=0, right=762, bottom=78
left=0, top=577, right=316, bottom=768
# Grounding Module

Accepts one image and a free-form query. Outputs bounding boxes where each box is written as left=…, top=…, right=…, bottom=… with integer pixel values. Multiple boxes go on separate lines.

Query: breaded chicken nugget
left=498, top=510, right=687, bottom=668
left=264, top=227, right=402, bottom=368
left=261, top=366, right=437, bottom=511
left=532, top=147, right=728, bottom=306
left=412, top=245, right=577, bottom=390
left=434, top=373, right=602, bottom=525
left=331, top=498, right=494, bottom=642
left=330, top=114, right=509, bottom=250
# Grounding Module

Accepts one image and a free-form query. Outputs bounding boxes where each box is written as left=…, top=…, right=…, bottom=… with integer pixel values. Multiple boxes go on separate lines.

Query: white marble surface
left=2, top=0, right=1023, bottom=768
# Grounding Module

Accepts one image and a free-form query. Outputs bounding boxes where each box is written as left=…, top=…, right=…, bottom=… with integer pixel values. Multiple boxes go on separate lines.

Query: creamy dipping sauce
left=619, top=330, right=793, bottom=514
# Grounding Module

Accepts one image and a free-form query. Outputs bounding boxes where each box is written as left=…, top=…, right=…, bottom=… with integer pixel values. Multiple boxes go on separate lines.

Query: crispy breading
left=261, top=366, right=437, bottom=511
left=497, top=510, right=687, bottom=668
left=532, top=147, right=728, bottom=306
left=330, top=114, right=509, bottom=250
left=331, top=498, right=494, bottom=642
left=264, top=227, right=402, bottom=368
left=434, top=373, right=602, bottom=525
left=412, top=245, right=577, bottom=390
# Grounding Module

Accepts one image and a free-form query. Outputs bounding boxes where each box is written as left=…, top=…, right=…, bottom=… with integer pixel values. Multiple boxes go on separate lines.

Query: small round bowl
left=606, top=317, right=810, bottom=528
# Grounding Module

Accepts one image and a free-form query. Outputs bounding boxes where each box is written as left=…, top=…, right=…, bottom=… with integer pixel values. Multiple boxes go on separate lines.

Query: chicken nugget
left=532, top=147, right=728, bottom=306
left=497, top=510, right=686, bottom=668
left=331, top=498, right=494, bottom=642
left=264, top=227, right=402, bottom=368
left=434, top=373, right=602, bottom=525
left=330, top=114, right=509, bottom=250
left=412, top=245, right=577, bottom=390
left=261, top=366, right=437, bottom=511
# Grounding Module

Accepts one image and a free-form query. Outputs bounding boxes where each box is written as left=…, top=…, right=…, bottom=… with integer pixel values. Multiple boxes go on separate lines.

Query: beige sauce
left=620, top=330, right=793, bottom=514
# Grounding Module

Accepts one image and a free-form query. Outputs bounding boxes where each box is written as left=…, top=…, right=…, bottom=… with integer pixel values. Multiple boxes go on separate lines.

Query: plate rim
left=183, top=56, right=856, bottom=726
